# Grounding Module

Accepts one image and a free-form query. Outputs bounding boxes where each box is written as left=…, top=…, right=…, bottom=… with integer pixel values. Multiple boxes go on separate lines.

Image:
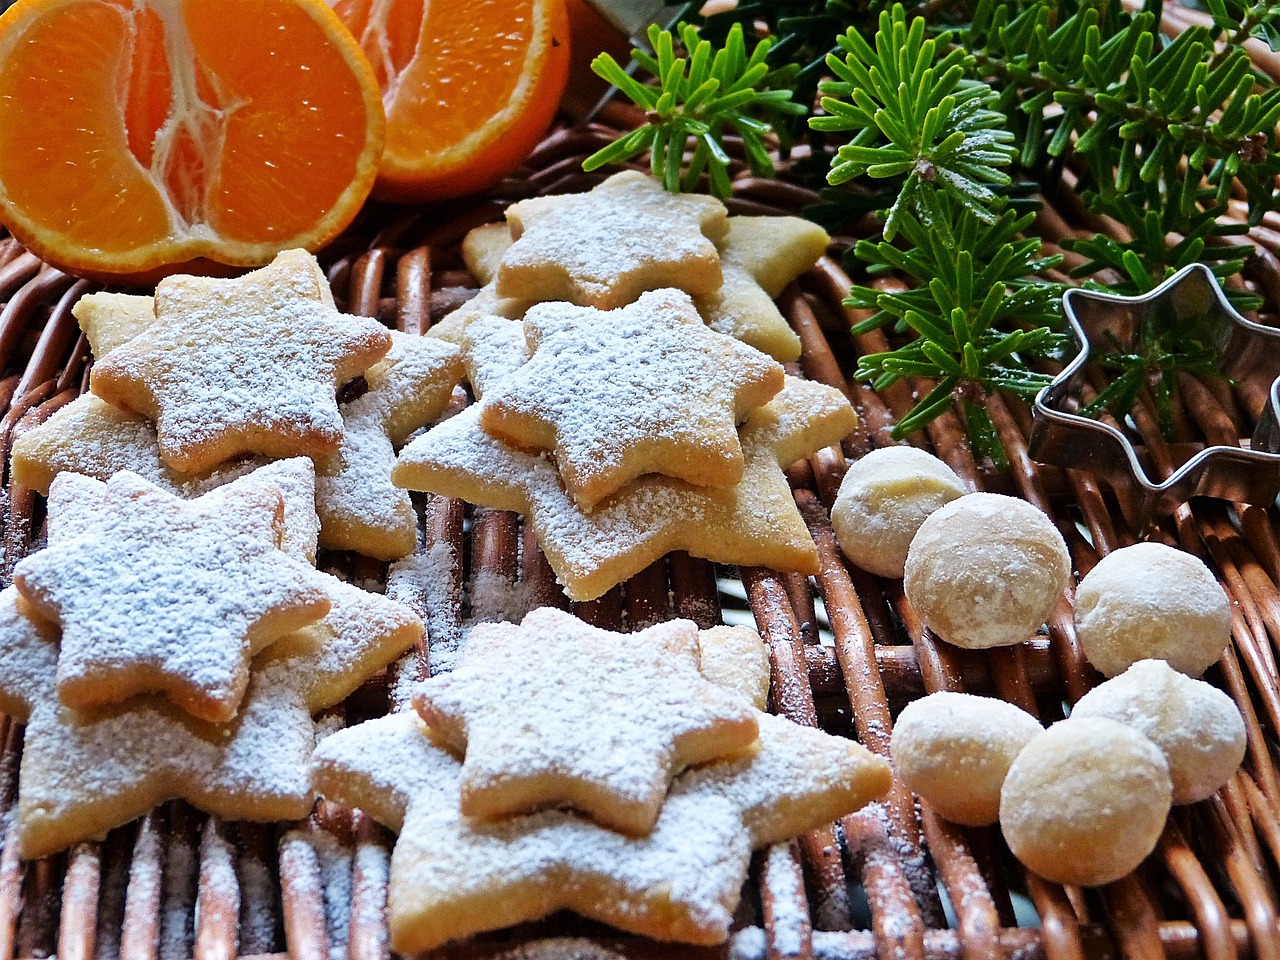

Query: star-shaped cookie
left=412, top=607, right=759, bottom=834
left=88, top=249, right=393, bottom=473
left=0, top=466, right=422, bottom=859
left=313, top=709, right=891, bottom=953
left=315, top=331, right=463, bottom=559
left=495, top=171, right=729, bottom=309
left=478, top=290, right=785, bottom=508
left=393, top=374, right=856, bottom=601
left=13, top=470, right=333, bottom=722
left=427, top=222, right=538, bottom=344
left=694, top=216, right=831, bottom=363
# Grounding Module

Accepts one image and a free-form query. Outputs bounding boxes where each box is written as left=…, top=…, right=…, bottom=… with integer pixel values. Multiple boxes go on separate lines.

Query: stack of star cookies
left=10, top=249, right=466, bottom=560
left=395, top=170, right=855, bottom=600
left=313, top=606, right=892, bottom=954
left=0, top=460, right=422, bottom=859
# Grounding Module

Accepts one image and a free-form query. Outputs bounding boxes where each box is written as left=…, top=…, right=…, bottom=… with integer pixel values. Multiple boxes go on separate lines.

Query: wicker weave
left=1, top=22, right=1280, bottom=956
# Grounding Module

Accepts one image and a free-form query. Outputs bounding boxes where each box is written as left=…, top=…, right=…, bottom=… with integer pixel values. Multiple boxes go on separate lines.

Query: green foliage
left=847, top=198, right=1066, bottom=463
left=812, top=10, right=1016, bottom=239
left=1204, top=0, right=1280, bottom=52
left=964, top=1, right=1280, bottom=303
left=583, top=22, right=805, bottom=198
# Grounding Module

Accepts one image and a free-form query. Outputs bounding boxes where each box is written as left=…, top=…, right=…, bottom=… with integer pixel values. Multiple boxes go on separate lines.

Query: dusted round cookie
left=890, top=691, right=1042, bottom=826
left=830, top=447, right=965, bottom=578
left=1075, top=541, right=1231, bottom=677
left=1000, top=717, right=1171, bottom=887
left=904, top=493, right=1071, bottom=649
left=1072, top=659, right=1246, bottom=805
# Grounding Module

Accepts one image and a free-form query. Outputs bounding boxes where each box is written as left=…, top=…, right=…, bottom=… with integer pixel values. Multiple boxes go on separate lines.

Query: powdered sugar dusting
left=413, top=607, right=759, bottom=831
left=498, top=171, right=728, bottom=308
left=91, top=250, right=391, bottom=473
left=312, top=709, right=889, bottom=951
left=477, top=289, right=784, bottom=508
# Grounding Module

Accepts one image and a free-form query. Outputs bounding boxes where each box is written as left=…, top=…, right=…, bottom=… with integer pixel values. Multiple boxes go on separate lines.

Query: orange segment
left=0, top=0, right=385, bottom=281
left=334, top=0, right=570, bottom=201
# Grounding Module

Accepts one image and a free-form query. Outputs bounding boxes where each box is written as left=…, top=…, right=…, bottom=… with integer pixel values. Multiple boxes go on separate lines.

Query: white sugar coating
left=426, top=281, right=534, bottom=345
left=461, top=315, right=530, bottom=397
left=394, top=376, right=854, bottom=602
left=890, top=691, right=1042, bottom=826
left=388, top=543, right=460, bottom=680
left=195, top=458, right=321, bottom=564
left=314, top=397, right=414, bottom=559
left=698, top=625, right=770, bottom=710
left=904, top=493, right=1071, bottom=649
left=17, top=471, right=332, bottom=721
left=831, top=447, right=965, bottom=579
left=1072, top=659, right=1246, bottom=804
left=1075, top=541, right=1232, bottom=677
left=90, top=250, right=391, bottom=473
left=9, top=393, right=193, bottom=495
left=478, top=289, right=785, bottom=509
left=761, top=843, right=807, bottom=957
left=1000, top=717, right=1172, bottom=887
left=412, top=607, right=760, bottom=834
left=498, top=170, right=729, bottom=309
left=311, top=710, right=890, bottom=953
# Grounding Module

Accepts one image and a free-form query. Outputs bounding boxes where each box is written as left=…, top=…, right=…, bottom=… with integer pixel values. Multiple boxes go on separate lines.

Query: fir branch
left=811, top=7, right=1017, bottom=239
left=583, top=22, right=805, bottom=198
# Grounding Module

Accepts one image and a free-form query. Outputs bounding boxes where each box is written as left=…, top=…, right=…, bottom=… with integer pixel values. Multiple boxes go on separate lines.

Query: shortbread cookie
left=13, top=471, right=332, bottom=722
left=426, top=223, right=534, bottom=345
left=1072, top=659, right=1246, bottom=805
left=1074, top=541, right=1231, bottom=677
left=313, top=709, right=891, bottom=953
left=479, top=290, right=785, bottom=508
left=695, top=216, right=829, bottom=363
left=496, top=171, right=729, bottom=309
left=1000, top=717, right=1171, bottom=887
left=315, top=332, right=463, bottom=559
left=831, top=447, right=965, bottom=578
left=89, top=249, right=392, bottom=473
left=905, top=493, right=1071, bottom=649
left=394, top=376, right=855, bottom=601
left=413, top=607, right=759, bottom=834
left=0, top=465, right=422, bottom=858
left=11, top=392, right=198, bottom=496
left=698, top=625, right=770, bottom=711
left=72, top=291, right=158, bottom=356
left=890, top=691, right=1042, bottom=826
left=461, top=315, right=530, bottom=396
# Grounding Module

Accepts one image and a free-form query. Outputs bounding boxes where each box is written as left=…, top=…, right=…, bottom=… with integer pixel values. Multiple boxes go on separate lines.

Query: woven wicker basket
left=3, top=10, right=1280, bottom=957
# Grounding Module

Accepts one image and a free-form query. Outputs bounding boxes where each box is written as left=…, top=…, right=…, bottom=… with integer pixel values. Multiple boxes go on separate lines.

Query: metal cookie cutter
left=1029, top=262, right=1280, bottom=526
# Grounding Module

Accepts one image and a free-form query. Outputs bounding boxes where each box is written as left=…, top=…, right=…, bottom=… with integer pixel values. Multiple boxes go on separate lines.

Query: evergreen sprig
left=847, top=198, right=1067, bottom=464
left=811, top=9, right=1017, bottom=239
left=583, top=22, right=805, bottom=198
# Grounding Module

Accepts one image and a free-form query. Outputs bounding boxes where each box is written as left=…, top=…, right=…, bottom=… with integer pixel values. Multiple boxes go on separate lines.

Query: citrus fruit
left=0, top=0, right=385, bottom=282
left=332, top=0, right=570, bottom=201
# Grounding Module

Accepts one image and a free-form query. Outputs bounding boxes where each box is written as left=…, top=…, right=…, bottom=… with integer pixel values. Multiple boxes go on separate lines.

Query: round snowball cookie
left=1072, top=659, right=1246, bottom=805
left=1074, top=541, right=1231, bottom=678
left=1000, top=717, right=1172, bottom=887
left=891, top=691, right=1043, bottom=826
left=830, top=447, right=965, bottom=578
left=904, top=493, right=1071, bottom=649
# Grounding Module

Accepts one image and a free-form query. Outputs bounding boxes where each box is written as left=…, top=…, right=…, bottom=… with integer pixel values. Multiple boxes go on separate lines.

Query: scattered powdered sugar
left=761, top=842, right=809, bottom=957
left=388, top=542, right=461, bottom=680
left=236, top=837, right=278, bottom=953
left=476, top=289, right=783, bottom=508
left=729, top=926, right=767, bottom=960
left=498, top=170, right=727, bottom=308
left=160, top=822, right=198, bottom=960
left=413, top=607, right=759, bottom=831
left=308, top=829, right=355, bottom=960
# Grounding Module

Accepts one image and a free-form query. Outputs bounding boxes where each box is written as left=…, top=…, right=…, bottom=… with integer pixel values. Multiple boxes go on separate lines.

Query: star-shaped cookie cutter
left=1029, top=263, right=1280, bottom=525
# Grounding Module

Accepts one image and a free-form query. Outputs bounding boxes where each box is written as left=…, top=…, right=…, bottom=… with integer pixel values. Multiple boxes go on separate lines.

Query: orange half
left=0, top=0, right=385, bottom=281
left=333, top=0, right=570, bottom=201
